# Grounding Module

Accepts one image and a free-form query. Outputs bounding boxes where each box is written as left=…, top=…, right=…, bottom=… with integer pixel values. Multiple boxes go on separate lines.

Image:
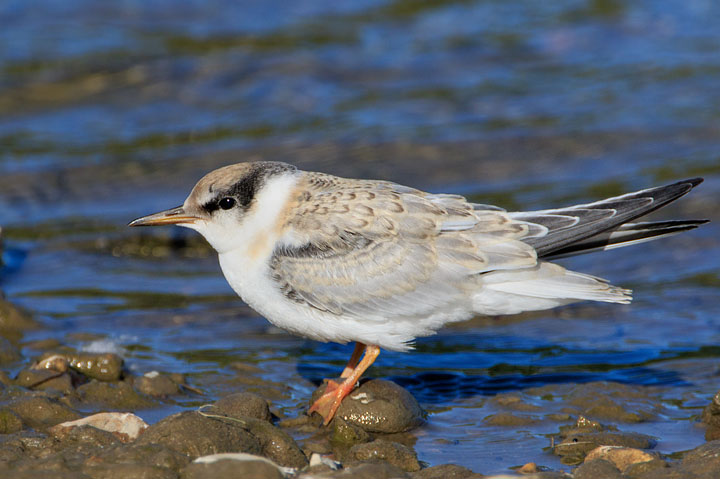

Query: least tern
left=129, top=162, right=706, bottom=424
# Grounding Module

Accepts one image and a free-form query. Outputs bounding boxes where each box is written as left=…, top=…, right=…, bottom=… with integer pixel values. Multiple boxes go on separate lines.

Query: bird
left=129, top=161, right=707, bottom=425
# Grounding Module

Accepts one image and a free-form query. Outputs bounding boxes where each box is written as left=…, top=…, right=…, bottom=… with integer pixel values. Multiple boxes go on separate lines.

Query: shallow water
left=1, top=0, right=720, bottom=474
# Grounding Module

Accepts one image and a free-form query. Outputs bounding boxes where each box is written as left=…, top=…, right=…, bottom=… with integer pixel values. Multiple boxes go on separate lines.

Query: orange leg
left=341, top=342, right=366, bottom=378
left=308, top=344, right=380, bottom=425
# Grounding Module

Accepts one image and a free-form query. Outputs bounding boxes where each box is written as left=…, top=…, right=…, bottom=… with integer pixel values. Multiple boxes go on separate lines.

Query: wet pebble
left=584, top=445, right=656, bottom=473
left=15, top=369, right=74, bottom=394
left=553, top=418, right=654, bottom=465
left=312, top=379, right=424, bottom=433
left=347, top=439, right=421, bottom=472
left=0, top=408, right=24, bottom=433
left=213, top=391, right=272, bottom=422
left=135, top=411, right=262, bottom=460
left=573, top=458, right=623, bottom=479
left=410, top=463, right=484, bottom=478
left=0, top=336, right=21, bottom=365
left=77, top=379, right=157, bottom=409
left=565, top=382, right=656, bottom=423
left=37, top=351, right=123, bottom=381
left=0, top=297, right=39, bottom=342
left=183, top=454, right=286, bottom=479
left=8, top=395, right=82, bottom=431
left=483, top=412, right=539, bottom=426
left=133, top=371, right=181, bottom=397
left=50, top=412, right=149, bottom=442
left=701, top=390, right=720, bottom=441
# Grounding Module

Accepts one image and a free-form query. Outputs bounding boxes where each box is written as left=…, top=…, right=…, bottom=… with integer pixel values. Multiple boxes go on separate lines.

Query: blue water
left=1, top=0, right=719, bottom=473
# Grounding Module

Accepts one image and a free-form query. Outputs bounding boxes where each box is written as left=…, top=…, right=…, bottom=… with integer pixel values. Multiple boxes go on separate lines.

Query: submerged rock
left=552, top=417, right=654, bottom=465
left=312, top=379, right=424, bottom=433
left=0, top=298, right=39, bottom=343
left=583, top=445, right=656, bottom=473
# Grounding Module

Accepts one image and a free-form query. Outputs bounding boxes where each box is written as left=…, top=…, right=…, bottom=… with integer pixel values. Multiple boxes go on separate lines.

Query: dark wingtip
left=684, top=177, right=704, bottom=188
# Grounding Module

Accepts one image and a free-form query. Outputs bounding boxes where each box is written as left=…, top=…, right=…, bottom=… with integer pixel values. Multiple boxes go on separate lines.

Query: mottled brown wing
left=269, top=177, right=540, bottom=320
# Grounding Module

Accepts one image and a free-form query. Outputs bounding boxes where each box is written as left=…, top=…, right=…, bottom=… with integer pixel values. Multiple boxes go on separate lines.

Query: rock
left=573, top=459, right=623, bottom=479
left=0, top=336, right=21, bottom=364
left=680, top=439, right=720, bottom=477
left=0, top=297, right=39, bottom=342
left=410, top=463, right=484, bottom=478
left=183, top=453, right=287, bottom=479
left=584, top=445, right=655, bottom=473
left=336, top=462, right=411, bottom=478
left=622, top=458, right=668, bottom=478
left=134, top=372, right=181, bottom=397
left=553, top=428, right=654, bottom=465
left=491, top=393, right=542, bottom=412
left=0, top=407, right=24, bottom=433
left=37, top=352, right=123, bottom=381
left=483, top=412, right=538, bottom=426
left=313, top=379, right=424, bottom=433
left=8, top=396, right=82, bottom=431
left=77, top=380, right=157, bottom=409
left=213, top=392, right=272, bottom=422
left=518, top=462, right=538, bottom=474
left=135, top=411, right=262, bottom=460
left=15, top=369, right=73, bottom=393
left=331, top=416, right=370, bottom=445
left=49, top=412, right=149, bottom=442
left=83, top=463, right=177, bottom=479
left=566, top=382, right=655, bottom=423
left=49, top=424, right=121, bottom=454
left=348, top=439, right=421, bottom=472
left=91, top=442, right=191, bottom=471
left=701, top=390, right=720, bottom=441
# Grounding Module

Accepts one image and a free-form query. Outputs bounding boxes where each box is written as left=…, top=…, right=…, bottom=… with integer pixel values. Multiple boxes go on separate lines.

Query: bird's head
left=129, top=161, right=299, bottom=254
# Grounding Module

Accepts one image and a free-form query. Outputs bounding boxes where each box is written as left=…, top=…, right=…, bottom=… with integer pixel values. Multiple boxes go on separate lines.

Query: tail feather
left=510, top=178, right=705, bottom=258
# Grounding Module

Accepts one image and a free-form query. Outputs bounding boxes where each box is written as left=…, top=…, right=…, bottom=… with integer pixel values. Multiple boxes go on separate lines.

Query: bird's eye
left=219, top=197, right=236, bottom=210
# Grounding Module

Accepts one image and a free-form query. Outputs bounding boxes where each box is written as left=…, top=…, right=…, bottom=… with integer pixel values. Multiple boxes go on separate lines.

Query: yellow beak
left=128, top=206, right=199, bottom=227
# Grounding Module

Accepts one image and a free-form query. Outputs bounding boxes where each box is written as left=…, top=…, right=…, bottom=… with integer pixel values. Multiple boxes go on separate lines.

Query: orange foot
left=308, top=344, right=381, bottom=425
left=308, top=378, right=356, bottom=425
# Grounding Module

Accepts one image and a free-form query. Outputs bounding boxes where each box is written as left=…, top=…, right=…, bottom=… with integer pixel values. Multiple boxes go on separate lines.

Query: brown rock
left=0, top=407, right=24, bottom=433
left=518, top=462, right=538, bottom=474
left=182, top=455, right=284, bottom=479
left=213, top=392, right=272, bottom=422
left=15, top=369, right=73, bottom=393
left=314, top=379, right=424, bottom=433
left=83, top=463, right=177, bottom=479
left=134, top=372, right=181, bottom=397
left=348, top=439, right=421, bottom=472
left=49, top=412, right=149, bottom=443
left=411, top=463, right=483, bottom=478
left=135, top=411, right=261, bottom=460
left=483, top=412, right=538, bottom=426
left=8, top=396, right=82, bottom=431
left=339, top=462, right=411, bottom=478
left=574, top=459, right=622, bottom=479
left=0, top=336, right=21, bottom=364
left=91, top=442, right=191, bottom=471
left=584, top=445, right=655, bottom=472
left=77, top=380, right=157, bottom=409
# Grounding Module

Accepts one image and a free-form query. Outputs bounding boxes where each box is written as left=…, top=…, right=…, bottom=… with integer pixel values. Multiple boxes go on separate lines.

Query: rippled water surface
left=1, top=0, right=719, bottom=473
